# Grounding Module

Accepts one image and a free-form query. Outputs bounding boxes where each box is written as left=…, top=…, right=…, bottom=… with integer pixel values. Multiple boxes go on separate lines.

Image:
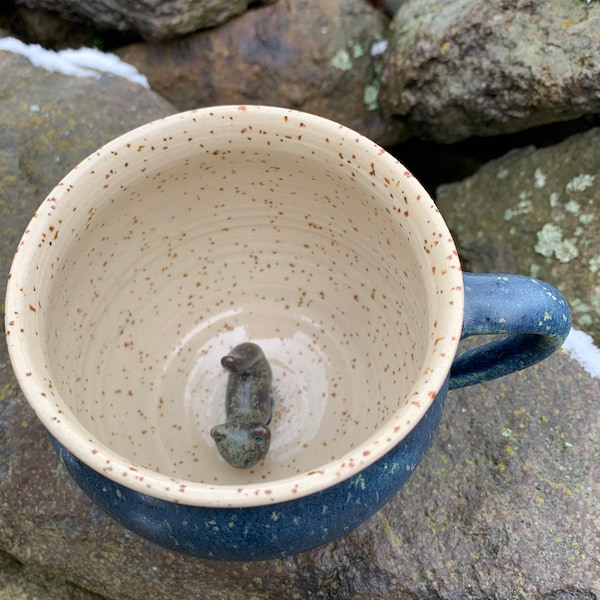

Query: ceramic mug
left=5, top=106, right=570, bottom=561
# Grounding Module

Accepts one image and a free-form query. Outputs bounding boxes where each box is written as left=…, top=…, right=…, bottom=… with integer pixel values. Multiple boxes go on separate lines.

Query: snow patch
left=562, top=328, right=600, bottom=379
left=0, top=37, right=149, bottom=88
left=370, top=40, right=388, bottom=57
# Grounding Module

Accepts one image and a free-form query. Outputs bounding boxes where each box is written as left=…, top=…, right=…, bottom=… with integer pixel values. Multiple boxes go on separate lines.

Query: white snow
left=562, top=327, right=600, bottom=379
left=370, top=40, right=388, bottom=57
left=0, top=36, right=149, bottom=88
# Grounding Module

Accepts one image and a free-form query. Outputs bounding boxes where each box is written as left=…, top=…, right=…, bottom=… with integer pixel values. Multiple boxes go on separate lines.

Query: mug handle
left=449, top=272, right=571, bottom=390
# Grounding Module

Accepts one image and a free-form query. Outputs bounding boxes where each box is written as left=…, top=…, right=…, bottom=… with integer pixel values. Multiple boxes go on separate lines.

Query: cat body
left=210, top=343, right=273, bottom=469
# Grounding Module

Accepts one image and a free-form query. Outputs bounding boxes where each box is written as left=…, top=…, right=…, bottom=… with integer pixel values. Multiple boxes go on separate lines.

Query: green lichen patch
left=565, top=173, right=595, bottom=193
left=352, top=43, right=364, bottom=59
left=533, top=167, right=547, bottom=189
left=363, top=60, right=384, bottom=111
left=436, top=126, right=600, bottom=345
left=503, top=196, right=533, bottom=221
left=565, top=200, right=581, bottom=214
left=589, top=256, right=600, bottom=273
left=535, top=224, right=565, bottom=260
left=330, top=49, right=353, bottom=71
left=363, top=83, right=380, bottom=111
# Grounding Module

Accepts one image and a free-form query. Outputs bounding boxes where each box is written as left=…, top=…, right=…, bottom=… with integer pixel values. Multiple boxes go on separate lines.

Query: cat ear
left=220, top=355, right=240, bottom=371
left=251, top=423, right=271, bottom=444
left=210, top=425, right=228, bottom=442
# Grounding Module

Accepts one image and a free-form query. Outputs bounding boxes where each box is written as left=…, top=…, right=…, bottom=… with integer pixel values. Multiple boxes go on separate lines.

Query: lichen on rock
left=379, top=0, right=600, bottom=142
left=437, top=127, right=600, bottom=344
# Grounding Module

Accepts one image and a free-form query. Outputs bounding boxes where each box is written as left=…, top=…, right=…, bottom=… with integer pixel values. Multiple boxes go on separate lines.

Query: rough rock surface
left=1, top=41, right=599, bottom=600
left=437, top=127, right=600, bottom=346
left=1, top=328, right=598, bottom=598
left=0, top=48, right=175, bottom=598
left=117, top=0, right=406, bottom=147
left=0, top=549, right=104, bottom=599
left=0, top=51, right=175, bottom=209
left=3, top=5, right=99, bottom=50
left=380, top=0, right=600, bottom=142
left=11, top=0, right=254, bottom=41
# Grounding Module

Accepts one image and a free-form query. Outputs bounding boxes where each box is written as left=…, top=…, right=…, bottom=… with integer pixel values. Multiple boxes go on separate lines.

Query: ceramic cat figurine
left=211, top=342, right=273, bottom=469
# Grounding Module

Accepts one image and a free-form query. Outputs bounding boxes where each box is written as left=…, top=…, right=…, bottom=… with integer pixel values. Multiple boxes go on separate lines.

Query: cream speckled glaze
left=5, top=105, right=464, bottom=508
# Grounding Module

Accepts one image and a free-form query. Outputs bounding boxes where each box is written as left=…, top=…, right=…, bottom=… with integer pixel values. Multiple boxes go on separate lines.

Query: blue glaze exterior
left=52, top=379, right=446, bottom=561
left=51, top=272, right=571, bottom=560
left=451, top=273, right=571, bottom=389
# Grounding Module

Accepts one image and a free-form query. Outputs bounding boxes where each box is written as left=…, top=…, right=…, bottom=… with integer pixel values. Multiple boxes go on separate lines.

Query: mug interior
left=6, top=106, right=464, bottom=506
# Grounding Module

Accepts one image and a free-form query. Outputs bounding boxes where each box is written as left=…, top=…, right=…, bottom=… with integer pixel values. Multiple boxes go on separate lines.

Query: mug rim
left=5, top=105, right=464, bottom=507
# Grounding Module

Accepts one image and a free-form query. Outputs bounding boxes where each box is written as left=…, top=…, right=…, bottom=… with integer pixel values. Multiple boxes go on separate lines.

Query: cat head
left=211, top=420, right=271, bottom=469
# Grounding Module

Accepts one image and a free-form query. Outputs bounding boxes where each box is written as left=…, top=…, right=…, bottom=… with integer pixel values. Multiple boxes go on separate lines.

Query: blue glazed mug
left=5, top=106, right=570, bottom=561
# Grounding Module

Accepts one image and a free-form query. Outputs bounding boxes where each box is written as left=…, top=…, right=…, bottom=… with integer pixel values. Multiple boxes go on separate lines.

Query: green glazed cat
left=211, top=343, right=273, bottom=469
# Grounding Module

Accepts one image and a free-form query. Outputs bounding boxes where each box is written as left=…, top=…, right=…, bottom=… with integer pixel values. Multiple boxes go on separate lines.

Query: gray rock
left=117, top=0, right=407, bottom=148
left=0, top=549, right=105, bottom=599
left=0, top=48, right=175, bottom=284
left=380, top=0, right=600, bottom=142
left=0, top=50, right=175, bottom=192
left=5, top=5, right=104, bottom=50
left=436, top=127, right=600, bottom=345
left=11, top=0, right=253, bottom=41
left=0, top=46, right=176, bottom=598
left=1, top=38, right=599, bottom=600
left=2, top=320, right=599, bottom=597
left=383, top=0, right=406, bottom=14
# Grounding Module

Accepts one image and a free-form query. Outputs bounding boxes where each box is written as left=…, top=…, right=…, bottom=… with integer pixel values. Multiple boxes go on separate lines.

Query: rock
left=379, top=0, right=600, bottom=143
left=383, top=0, right=406, bottom=14
left=0, top=48, right=175, bottom=292
left=4, top=5, right=103, bottom=50
left=1, top=320, right=599, bottom=597
left=117, top=0, right=407, bottom=147
left=0, top=549, right=105, bottom=599
left=1, top=35, right=599, bottom=600
left=436, top=127, right=600, bottom=346
left=364, top=0, right=407, bottom=17
left=0, top=45, right=175, bottom=597
left=10, top=0, right=254, bottom=41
